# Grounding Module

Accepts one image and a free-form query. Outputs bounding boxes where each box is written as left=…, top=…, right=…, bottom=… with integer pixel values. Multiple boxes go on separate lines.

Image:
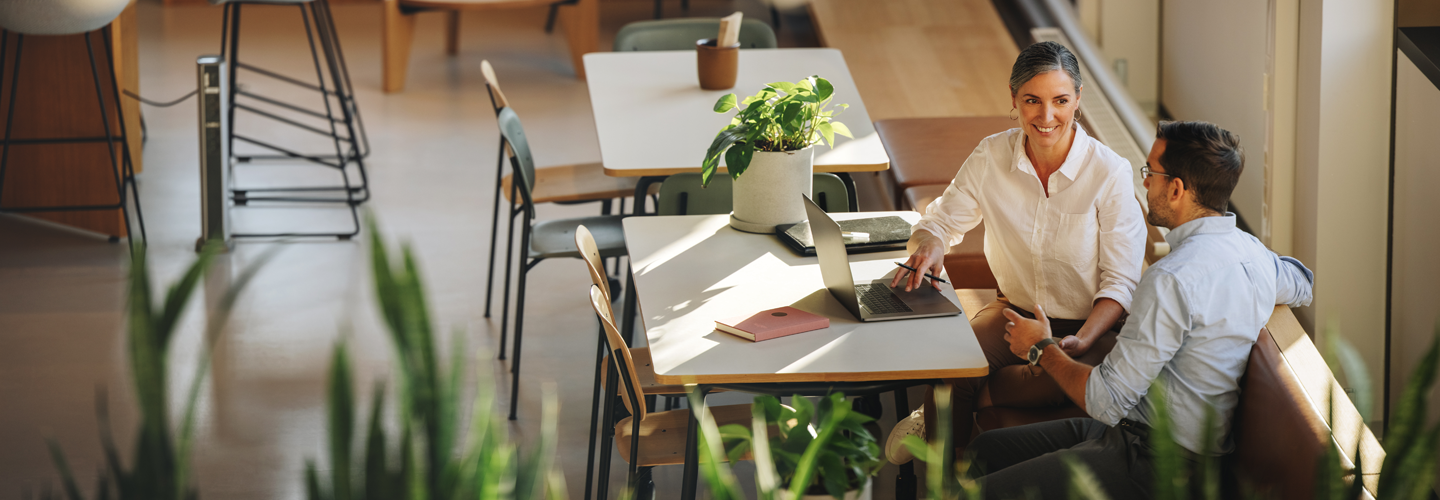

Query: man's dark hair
left=1154, top=121, right=1244, bottom=213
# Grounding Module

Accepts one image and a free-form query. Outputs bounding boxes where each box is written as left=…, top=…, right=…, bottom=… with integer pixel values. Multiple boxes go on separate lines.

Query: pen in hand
left=894, top=262, right=949, bottom=284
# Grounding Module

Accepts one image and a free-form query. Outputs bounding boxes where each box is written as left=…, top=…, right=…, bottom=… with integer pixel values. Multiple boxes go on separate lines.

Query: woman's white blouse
left=912, top=124, right=1146, bottom=320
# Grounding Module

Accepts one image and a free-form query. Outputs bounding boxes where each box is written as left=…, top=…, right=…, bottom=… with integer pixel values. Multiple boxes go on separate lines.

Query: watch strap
left=1030, top=337, right=1059, bottom=366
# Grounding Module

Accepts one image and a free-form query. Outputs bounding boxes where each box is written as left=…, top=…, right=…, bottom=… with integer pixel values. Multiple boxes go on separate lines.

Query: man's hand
left=890, top=230, right=947, bottom=292
left=1002, top=304, right=1053, bottom=359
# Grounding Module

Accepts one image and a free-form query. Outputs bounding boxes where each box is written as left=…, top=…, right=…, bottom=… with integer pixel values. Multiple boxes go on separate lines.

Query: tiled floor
left=0, top=1, right=883, bottom=499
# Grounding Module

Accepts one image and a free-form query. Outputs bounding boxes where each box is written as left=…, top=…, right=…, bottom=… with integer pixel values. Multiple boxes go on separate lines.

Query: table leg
left=679, top=385, right=708, bottom=500
left=632, top=175, right=666, bottom=215
left=893, top=387, right=917, bottom=500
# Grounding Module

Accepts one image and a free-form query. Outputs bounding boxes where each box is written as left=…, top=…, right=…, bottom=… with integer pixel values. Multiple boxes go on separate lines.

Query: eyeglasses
left=1141, top=164, right=1175, bottom=180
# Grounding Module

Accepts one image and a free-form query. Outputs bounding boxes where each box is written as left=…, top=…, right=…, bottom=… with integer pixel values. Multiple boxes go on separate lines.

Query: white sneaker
left=885, top=408, right=926, bottom=464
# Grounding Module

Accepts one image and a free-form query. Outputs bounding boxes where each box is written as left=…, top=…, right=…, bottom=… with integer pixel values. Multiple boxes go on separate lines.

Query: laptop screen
left=803, top=195, right=862, bottom=316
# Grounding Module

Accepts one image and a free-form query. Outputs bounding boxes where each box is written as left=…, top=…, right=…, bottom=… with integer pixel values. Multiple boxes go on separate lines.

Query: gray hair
left=1009, top=41, right=1082, bottom=94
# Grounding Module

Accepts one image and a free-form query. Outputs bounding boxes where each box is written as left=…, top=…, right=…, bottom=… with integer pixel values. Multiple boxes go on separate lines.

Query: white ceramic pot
left=729, top=146, right=815, bottom=233
left=0, top=0, right=131, bottom=35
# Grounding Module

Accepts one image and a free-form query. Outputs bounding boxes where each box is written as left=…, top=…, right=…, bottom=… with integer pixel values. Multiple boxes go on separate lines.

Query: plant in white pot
left=702, top=75, right=851, bottom=233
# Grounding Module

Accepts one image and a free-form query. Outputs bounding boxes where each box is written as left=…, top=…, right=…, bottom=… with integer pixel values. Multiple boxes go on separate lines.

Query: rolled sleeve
left=911, top=144, right=988, bottom=247
left=1274, top=255, right=1315, bottom=307
left=1091, top=169, right=1147, bottom=311
left=1085, top=270, right=1188, bottom=424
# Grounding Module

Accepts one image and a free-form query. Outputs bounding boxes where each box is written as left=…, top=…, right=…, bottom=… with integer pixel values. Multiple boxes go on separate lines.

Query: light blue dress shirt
left=1084, top=214, right=1314, bottom=455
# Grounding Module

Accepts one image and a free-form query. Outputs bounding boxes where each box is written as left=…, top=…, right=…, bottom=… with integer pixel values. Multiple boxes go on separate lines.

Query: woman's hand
left=1058, top=335, right=1092, bottom=358
left=890, top=230, right=947, bottom=291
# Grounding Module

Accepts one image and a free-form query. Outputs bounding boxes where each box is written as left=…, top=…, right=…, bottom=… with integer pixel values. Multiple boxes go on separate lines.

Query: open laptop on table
left=803, top=195, right=962, bottom=322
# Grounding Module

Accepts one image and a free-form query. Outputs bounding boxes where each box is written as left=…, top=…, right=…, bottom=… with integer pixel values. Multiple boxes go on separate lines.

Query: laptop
left=803, top=195, right=963, bottom=322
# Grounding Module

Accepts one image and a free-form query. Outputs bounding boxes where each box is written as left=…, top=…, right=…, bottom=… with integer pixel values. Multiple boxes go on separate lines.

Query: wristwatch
left=1028, top=337, right=1059, bottom=366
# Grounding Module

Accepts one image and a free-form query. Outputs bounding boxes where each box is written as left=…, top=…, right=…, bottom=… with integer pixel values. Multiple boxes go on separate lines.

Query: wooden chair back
left=589, top=285, right=647, bottom=422
left=480, top=59, right=510, bottom=113
left=575, top=225, right=613, bottom=317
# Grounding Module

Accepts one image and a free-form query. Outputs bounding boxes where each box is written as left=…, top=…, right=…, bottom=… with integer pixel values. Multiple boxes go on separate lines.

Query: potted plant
left=702, top=75, right=852, bottom=233
left=708, top=393, right=884, bottom=500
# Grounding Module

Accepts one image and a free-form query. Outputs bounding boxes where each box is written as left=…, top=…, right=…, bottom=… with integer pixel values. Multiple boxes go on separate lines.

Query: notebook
left=715, top=306, right=830, bottom=342
left=776, top=216, right=913, bottom=256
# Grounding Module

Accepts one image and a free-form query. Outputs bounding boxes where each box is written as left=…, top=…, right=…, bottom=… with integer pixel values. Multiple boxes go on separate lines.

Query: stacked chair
left=215, top=0, right=371, bottom=240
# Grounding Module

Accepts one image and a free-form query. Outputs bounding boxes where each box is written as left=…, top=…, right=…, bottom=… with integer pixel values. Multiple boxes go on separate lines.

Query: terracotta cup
left=696, top=38, right=740, bottom=90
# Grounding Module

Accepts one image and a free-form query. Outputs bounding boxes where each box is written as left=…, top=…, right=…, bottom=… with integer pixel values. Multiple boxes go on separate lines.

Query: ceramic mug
left=696, top=38, right=740, bottom=90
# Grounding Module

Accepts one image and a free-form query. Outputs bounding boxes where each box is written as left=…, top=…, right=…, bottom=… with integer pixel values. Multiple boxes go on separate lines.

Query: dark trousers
left=965, top=418, right=1157, bottom=500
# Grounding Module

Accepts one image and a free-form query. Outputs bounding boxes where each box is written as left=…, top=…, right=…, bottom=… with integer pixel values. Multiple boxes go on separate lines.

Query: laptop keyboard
left=855, top=283, right=913, bottom=314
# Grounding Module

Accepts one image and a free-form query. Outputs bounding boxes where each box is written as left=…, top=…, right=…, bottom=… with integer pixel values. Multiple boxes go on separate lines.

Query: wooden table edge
left=653, top=366, right=989, bottom=385
left=603, top=162, right=891, bottom=177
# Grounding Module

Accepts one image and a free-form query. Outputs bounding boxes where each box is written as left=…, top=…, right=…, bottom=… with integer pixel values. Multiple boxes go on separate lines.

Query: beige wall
left=1391, top=51, right=1440, bottom=433
left=1160, top=0, right=1269, bottom=229
left=1081, top=0, right=1160, bottom=115
left=1293, top=0, right=1393, bottom=415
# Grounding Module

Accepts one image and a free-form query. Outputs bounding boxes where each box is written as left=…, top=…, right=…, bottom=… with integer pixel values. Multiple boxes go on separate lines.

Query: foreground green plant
left=701, top=76, right=851, bottom=186
left=35, top=243, right=268, bottom=500
left=302, top=221, right=565, bottom=500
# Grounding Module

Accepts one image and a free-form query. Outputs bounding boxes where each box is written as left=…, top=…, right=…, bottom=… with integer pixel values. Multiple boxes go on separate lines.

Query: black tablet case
left=776, top=216, right=913, bottom=256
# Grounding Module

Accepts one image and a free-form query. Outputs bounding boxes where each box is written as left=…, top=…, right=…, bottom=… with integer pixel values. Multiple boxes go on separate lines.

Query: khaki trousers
left=922, top=297, right=1120, bottom=452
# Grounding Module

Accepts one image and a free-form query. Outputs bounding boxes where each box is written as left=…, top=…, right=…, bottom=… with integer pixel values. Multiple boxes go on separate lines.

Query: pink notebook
left=715, top=307, right=830, bottom=342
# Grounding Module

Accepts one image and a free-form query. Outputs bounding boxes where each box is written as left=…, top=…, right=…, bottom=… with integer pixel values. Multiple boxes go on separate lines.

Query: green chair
left=613, top=18, right=779, bottom=51
left=494, top=106, right=629, bottom=421
left=656, top=172, right=854, bottom=216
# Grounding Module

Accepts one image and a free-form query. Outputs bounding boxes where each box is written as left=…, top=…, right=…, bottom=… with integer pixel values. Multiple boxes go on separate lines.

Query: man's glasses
left=1141, top=164, right=1175, bottom=180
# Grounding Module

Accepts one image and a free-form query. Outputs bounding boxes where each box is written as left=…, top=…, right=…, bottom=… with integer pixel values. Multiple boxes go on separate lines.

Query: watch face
left=1027, top=344, right=1040, bottom=364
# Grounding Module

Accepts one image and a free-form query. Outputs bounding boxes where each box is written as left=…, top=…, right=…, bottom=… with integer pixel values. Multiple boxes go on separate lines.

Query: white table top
left=584, top=48, right=890, bottom=177
left=624, top=213, right=987, bottom=384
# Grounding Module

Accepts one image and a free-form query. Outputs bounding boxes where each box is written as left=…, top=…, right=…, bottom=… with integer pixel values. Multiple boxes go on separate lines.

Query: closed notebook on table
left=776, top=215, right=913, bottom=256
left=715, top=306, right=830, bottom=342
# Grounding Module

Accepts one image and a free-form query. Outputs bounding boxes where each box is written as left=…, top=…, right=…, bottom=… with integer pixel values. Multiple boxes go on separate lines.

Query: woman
left=885, top=41, right=1146, bottom=463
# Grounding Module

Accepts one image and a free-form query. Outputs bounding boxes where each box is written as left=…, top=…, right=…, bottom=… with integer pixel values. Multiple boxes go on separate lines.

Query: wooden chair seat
left=500, top=162, right=642, bottom=204
left=904, top=184, right=997, bottom=290
left=613, top=404, right=759, bottom=467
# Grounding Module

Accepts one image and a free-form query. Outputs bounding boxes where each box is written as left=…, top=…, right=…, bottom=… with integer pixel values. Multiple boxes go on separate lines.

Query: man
left=964, top=121, right=1315, bottom=499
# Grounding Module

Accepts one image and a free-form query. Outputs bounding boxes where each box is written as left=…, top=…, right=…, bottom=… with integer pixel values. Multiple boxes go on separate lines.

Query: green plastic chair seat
left=613, top=18, right=779, bottom=51
left=528, top=214, right=628, bottom=260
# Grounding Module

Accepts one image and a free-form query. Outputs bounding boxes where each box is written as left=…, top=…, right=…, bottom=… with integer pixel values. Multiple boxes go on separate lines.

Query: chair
left=481, top=60, right=640, bottom=321
left=586, top=284, right=762, bottom=499
left=575, top=225, right=689, bottom=500
left=612, top=18, right=778, bottom=51
left=656, top=172, right=854, bottom=216
left=216, top=0, right=371, bottom=240
left=494, top=106, right=629, bottom=422
left=381, top=0, right=598, bottom=93
left=0, top=0, right=146, bottom=249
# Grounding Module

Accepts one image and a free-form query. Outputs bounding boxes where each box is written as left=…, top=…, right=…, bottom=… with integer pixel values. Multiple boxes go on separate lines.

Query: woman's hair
left=1009, top=41, right=1082, bottom=94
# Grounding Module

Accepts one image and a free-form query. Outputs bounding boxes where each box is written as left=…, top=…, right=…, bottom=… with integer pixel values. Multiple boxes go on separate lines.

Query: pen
left=894, top=262, right=949, bottom=284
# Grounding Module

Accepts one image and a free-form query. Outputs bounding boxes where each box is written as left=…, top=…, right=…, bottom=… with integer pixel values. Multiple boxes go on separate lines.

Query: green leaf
left=362, top=382, right=388, bottom=500
left=1063, top=456, right=1114, bottom=500
left=44, top=439, right=85, bottom=500
left=714, top=93, right=738, bottom=113
left=327, top=341, right=355, bottom=500
left=817, top=122, right=835, bottom=148
left=768, top=81, right=799, bottom=95
left=829, top=121, right=853, bottom=139
left=724, top=143, right=754, bottom=180
left=703, top=124, right=751, bottom=187
left=815, top=77, right=834, bottom=100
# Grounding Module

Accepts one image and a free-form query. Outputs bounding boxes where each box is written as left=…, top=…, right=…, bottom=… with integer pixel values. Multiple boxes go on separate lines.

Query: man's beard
left=1146, top=192, right=1173, bottom=228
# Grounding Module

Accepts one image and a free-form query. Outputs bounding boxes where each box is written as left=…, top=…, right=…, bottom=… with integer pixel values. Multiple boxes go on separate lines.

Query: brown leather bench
left=972, top=307, right=1381, bottom=499
left=876, top=116, right=1014, bottom=290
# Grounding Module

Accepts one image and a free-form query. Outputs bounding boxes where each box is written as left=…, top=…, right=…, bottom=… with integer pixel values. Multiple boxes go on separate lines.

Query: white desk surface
left=624, top=212, right=987, bottom=385
left=584, top=48, right=890, bottom=177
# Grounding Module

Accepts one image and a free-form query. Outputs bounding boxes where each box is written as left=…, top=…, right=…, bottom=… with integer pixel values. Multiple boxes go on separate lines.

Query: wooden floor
left=0, top=0, right=1017, bottom=498
left=809, top=0, right=1020, bottom=120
